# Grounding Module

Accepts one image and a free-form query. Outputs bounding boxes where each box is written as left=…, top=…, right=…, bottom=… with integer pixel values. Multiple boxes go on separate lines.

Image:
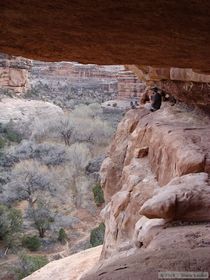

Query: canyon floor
left=24, top=103, right=210, bottom=280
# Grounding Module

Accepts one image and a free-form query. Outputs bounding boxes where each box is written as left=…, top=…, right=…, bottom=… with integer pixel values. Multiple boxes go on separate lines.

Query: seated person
left=150, top=87, right=162, bottom=112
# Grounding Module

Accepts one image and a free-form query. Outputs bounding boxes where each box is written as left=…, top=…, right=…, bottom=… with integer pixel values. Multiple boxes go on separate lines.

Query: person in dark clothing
left=150, top=87, right=162, bottom=112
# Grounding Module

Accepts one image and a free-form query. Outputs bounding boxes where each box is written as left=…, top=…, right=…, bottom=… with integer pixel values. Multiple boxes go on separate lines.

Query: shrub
left=58, top=228, right=68, bottom=244
left=4, top=160, right=53, bottom=206
left=29, top=199, right=54, bottom=238
left=92, top=183, right=105, bottom=206
left=90, top=223, right=105, bottom=247
left=0, top=137, right=6, bottom=149
left=0, top=204, right=23, bottom=249
left=22, top=235, right=41, bottom=251
left=3, top=125, right=22, bottom=143
left=5, top=130, right=22, bottom=143
left=31, top=104, right=114, bottom=146
left=16, top=254, right=48, bottom=279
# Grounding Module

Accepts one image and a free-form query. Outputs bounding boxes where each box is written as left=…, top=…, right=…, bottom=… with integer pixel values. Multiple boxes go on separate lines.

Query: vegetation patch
left=16, top=254, right=48, bottom=279
left=90, top=223, right=105, bottom=247
left=3, top=126, right=22, bottom=143
left=58, top=228, right=68, bottom=244
left=0, top=136, right=6, bottom=149
left=92, top=183, right=105, bottom=206
left=22, top=235, right=41, bottom=251
left=0, top=204, right=22, bottom=249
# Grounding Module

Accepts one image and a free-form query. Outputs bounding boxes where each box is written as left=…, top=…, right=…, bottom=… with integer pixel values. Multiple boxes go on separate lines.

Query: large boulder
left=140, top=172, right=210, bottom=221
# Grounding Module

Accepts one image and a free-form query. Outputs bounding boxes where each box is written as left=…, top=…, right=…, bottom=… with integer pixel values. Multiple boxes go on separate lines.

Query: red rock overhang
left=0, top=0, right=210, bottom=70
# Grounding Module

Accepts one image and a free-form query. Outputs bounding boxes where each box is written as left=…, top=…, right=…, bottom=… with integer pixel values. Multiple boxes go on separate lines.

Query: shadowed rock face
left=0, top=0, right=210, bottom=112
left=1, top=0, right=210, bottom=70
left=1, top=1, right=210, bottom=111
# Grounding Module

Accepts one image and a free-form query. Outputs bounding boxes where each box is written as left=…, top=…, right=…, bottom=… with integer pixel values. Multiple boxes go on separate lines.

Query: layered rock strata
left=1, top=1, right=210, bottom=71
left=128, top=65, right=210, bottom=112
left=0, top=53, right=31, bottom=94
left=0, top=54, right=145, bottom=104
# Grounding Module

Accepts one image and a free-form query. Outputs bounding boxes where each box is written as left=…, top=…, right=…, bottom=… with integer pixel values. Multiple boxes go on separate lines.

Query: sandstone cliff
left=0, top=54, right=31, bottom=94
left=0, top=54, right=144, bottom=105
left=81, top=103, right=210, bottom=279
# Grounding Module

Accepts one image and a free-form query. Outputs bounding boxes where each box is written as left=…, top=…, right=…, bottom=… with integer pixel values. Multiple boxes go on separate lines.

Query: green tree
left=3, top=120, right=22, bottom=143
left=90, top=223, right=105, bottom=247
left=28, top=198, right=54, bottom=238
left=22, top=235, right=41, bottom=251
left=92, top=183, right=105, bottom=206
left=16, top=254, right=48, bottom=279
left=0, top=136, right=6, bottom=149
left=0, top=204, right=22, bottom=250
left=58, top=228, right=68, bottom=244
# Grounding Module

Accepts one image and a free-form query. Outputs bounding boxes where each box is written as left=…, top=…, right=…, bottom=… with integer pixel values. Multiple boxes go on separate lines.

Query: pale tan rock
left=111, top=191, right=130, bottom=218
left=0, top=55, right=145, bottom=99
left=0, top=98, right=63, bottom=125
left=170, top=68, right=210, bottom=83
left=23, top=246, right=102, bottom=280
left=134, top=217, right=166, bottom=248
left=128, top=65, right=210, bottom=83
left=140, top=173, right=210, bottom=221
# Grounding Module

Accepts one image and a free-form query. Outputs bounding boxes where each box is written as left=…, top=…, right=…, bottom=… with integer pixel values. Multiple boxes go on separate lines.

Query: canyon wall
left=80, top=66, right=210, bottom=279
left=82, top=102, right=210, bottom=280
left=100, top=105, right=210, bottom=256
left=0, top=54, right=145, bottom=106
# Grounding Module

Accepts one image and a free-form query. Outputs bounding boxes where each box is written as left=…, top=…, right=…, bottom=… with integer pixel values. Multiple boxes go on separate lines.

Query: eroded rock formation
left=0, top=53, right=31, bottom=94
left=81, top=103, right=210, bottom=279
left=128, top=65, right=210, bottom=112
left=1, top=1, right=210, bottom=72
left=0, top=54, right=144, bottom=104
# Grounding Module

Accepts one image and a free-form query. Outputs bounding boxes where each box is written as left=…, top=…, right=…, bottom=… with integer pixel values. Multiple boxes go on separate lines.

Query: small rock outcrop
left=0, top=53, right=31, bottom=94
left=0, top=97, right=63, bottom=126
left=23, top=245, right=102, bottom=280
